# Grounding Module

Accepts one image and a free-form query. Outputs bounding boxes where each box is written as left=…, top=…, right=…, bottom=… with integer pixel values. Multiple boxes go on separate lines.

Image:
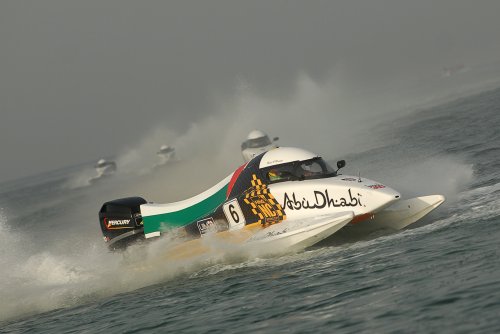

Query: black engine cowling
left=98, top=197, right=147, bottom=250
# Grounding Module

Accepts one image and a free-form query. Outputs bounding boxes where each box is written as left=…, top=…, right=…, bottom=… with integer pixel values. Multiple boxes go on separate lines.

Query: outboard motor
left=98, top=197, right=147, bottom=250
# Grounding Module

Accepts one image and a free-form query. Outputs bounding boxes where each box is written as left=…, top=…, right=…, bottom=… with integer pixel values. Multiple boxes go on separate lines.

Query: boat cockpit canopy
left=261, top=157, right=337, bottom=184
left=242, top=135, right=272, bottom=150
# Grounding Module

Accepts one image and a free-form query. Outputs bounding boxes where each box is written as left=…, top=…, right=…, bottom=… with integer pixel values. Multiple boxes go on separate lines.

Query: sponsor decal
left=197, top=217, right=217, bottom=236
left=105, top=218, right=133, bottom=229
left=264, top=228, right=288, bottom=238
left=244, top=175, right=286, bottom=226
left=341, top=177, right=358, bottom=182
left=252, top=227, right=289, bottom=242
left=366, top=184, right=386, bottom=189
left=266, top=159, right=283, bottom=165
left=282, top=188, right=363, bottom=210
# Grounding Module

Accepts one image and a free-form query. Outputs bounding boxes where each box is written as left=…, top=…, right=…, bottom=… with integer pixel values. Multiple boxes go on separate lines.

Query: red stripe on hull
left=350, top=213, right=375, bottom=224
left=226, top=163, right=247, bottom=199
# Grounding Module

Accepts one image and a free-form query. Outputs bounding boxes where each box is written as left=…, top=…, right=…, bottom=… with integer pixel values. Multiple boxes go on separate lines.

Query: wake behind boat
left=98, top=147, right=445, bottom=255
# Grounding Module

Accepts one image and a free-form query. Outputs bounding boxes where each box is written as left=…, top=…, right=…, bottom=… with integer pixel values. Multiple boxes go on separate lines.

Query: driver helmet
left=303, top=164, right=312, bottom=175
left=268, top=169, right=281, bottom=181
left=301, top=163, right=318, bottom=177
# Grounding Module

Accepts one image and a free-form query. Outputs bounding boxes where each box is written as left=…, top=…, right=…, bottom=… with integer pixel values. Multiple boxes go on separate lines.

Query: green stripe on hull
left=143, top=184, right=229, bottom=235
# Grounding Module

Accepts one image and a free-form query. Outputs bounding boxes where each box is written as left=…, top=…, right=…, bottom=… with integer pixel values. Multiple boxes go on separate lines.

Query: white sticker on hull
left=223, top=199, right=246, bottom=230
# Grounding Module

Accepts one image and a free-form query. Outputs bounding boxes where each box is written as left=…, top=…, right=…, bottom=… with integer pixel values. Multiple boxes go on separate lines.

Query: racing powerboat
left=89, top=158, right=117, bottom=184
left=241, top=130, right=279, bottom=162
left=442, top=63, right=466, bottom=77
left=98, top=147, right=445, bottom=255
left=153, top=144, right=176, bottom=168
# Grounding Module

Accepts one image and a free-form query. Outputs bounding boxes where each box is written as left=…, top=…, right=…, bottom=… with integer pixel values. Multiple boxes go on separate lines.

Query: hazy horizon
left=2, top=0, right=500, bottom=183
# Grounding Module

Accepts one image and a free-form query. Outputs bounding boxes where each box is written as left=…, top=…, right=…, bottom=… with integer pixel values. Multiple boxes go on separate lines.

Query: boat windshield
left=263, top=157, right=337, bottom=184
left=244, top=136, right=272, bottom=149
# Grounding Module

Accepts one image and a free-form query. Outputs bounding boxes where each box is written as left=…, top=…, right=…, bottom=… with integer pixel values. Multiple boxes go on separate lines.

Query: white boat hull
left=158, top=212, right=354, bottom=262
left=340, top=195, right=445, bottom=237
left=246, top=211, right=354, bottom=253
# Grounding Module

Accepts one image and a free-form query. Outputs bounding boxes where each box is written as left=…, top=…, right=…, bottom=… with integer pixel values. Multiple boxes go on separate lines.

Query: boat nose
left=385, top=187, right=401, bottom=199
left=363, top=184, right=400, bottom=204
left=377, top=187, right=401, bottom=203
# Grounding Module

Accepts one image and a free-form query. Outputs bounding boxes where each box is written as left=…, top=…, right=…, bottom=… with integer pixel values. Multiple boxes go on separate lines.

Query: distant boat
left=442, top=63, right=466, bottom=77
left=154, top=145, right=176, bottom=168
left=89, top=159, right=116, bottom=184
left=241, top=130, right=279, bottom=162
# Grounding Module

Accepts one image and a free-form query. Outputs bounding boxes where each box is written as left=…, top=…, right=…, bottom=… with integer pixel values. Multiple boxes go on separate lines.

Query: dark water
left=1, top=87, right=500, bottom=333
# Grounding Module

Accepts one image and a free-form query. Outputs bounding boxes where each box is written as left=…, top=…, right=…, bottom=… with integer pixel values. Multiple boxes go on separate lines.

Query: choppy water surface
left=1, top=87, right=500, bottom=333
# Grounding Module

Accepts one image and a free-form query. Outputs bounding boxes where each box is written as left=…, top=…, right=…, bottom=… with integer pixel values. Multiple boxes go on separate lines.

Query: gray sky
left=1, top=0, right=500, bottom=183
